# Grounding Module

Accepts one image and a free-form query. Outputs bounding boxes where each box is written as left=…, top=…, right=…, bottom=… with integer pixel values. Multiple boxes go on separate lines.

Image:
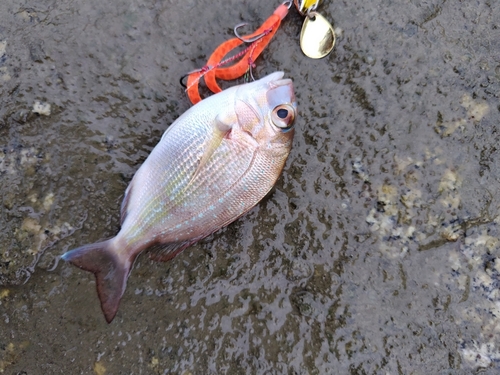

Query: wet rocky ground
left=1, top=0, right=500, bottom=373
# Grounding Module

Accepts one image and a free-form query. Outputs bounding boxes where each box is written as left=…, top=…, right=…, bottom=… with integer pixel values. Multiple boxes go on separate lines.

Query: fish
left=62, top=71, right=297, bottom=323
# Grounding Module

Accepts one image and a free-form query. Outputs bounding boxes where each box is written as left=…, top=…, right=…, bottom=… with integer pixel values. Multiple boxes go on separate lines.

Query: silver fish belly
left=62, top=71, right=297, bottom=322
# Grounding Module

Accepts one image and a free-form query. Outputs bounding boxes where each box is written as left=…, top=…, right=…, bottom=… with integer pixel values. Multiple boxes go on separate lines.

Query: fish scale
left=128, top=139, right=253, bottom=240
left=62, top=71, right=297, bottom=322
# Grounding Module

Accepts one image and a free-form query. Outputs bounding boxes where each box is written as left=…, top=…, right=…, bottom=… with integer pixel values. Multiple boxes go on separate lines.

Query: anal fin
left=147, top=241, right=194, bottom=262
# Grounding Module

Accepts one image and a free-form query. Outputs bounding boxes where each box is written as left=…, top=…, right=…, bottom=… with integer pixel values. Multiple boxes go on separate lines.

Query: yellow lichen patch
left=378, top=184, right=399, bottom=215
left=467, top=233, right=499, bottom=252
left=394, top=155, right=414, bottom=174
left=0, top=41, right=8, bottom=82
left=436, top=94, right=489, bottom=136
left=42, top=192, right=55, bottom=211
left=439, top=118, right=467, bottom=137
left=21, top=217, right=42, bottom=234
left=0, top=343, right=16, bottom=372
left=0, top=289, right=9, bottom=299
left=18, top=341, right=29, bottom=350
left=401, top=189, right=422, bottom=222
left=367, top=150, right=467, bottom=256
left=379, top=184, right=398, bottom=200
left=19, top=148, right=38, bottom=166
left=461, top=94, right=489, bottom=122
left=16, top=9, right=39, bottom=22
left=438, top=169, right=460, bottom=193
left=93, top=361, right=106, bottom=375
left=0, top=66, right=10, bottom=82
left=437, top=169, right=462, bottom=240
left=441, top=223, right=462, bottom=241
left=438, top=170, right=461, bottom=212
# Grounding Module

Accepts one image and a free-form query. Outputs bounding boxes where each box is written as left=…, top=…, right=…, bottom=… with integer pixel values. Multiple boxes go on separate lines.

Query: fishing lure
left=294, top=0, right=336, bottom=59
left=183, top=0, right=336, bottom=104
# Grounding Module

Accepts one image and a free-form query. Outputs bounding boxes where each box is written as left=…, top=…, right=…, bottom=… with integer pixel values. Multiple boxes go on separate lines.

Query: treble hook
left=245, top=57, right=256, bottom=82
left=233, top=23, right=268, bottom=43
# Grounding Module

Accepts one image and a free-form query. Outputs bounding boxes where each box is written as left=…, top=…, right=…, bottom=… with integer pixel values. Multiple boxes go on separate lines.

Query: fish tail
left=62, top=239, right=132, bottom=323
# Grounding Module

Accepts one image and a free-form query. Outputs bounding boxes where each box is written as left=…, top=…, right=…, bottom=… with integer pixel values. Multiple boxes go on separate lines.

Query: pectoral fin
left=188, top=113, right=234, bottom=185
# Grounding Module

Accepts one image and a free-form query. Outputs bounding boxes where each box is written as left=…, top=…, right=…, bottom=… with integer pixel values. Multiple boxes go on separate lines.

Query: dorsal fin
left=120, top=179, right=134, bottom=224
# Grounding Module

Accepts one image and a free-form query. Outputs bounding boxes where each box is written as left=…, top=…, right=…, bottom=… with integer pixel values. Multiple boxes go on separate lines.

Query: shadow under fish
left=62, top=72, right=297, bottom=323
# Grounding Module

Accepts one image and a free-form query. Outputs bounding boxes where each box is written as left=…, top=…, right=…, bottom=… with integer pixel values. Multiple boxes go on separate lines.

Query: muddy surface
left=1, top=0, right=500, bottom=373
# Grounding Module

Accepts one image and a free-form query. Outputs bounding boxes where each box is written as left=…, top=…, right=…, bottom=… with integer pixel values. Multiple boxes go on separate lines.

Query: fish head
left=234, top=72, right=297, bottom=151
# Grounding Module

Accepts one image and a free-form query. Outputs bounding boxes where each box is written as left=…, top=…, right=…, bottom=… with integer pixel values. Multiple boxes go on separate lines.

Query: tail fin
left=62, top=240, right=131, bottom=323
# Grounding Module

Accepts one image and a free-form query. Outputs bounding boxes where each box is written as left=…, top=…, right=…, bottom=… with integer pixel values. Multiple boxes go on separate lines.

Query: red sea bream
left=62, top=72, right=297, bottom=322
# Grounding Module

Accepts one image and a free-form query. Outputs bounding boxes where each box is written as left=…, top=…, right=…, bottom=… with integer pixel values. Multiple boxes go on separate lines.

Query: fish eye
left=271, top=104, right=295, bottom=130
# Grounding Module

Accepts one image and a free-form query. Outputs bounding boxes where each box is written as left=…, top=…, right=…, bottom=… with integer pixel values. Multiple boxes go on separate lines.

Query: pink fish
left=62, top=72, right=297, bottom=322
